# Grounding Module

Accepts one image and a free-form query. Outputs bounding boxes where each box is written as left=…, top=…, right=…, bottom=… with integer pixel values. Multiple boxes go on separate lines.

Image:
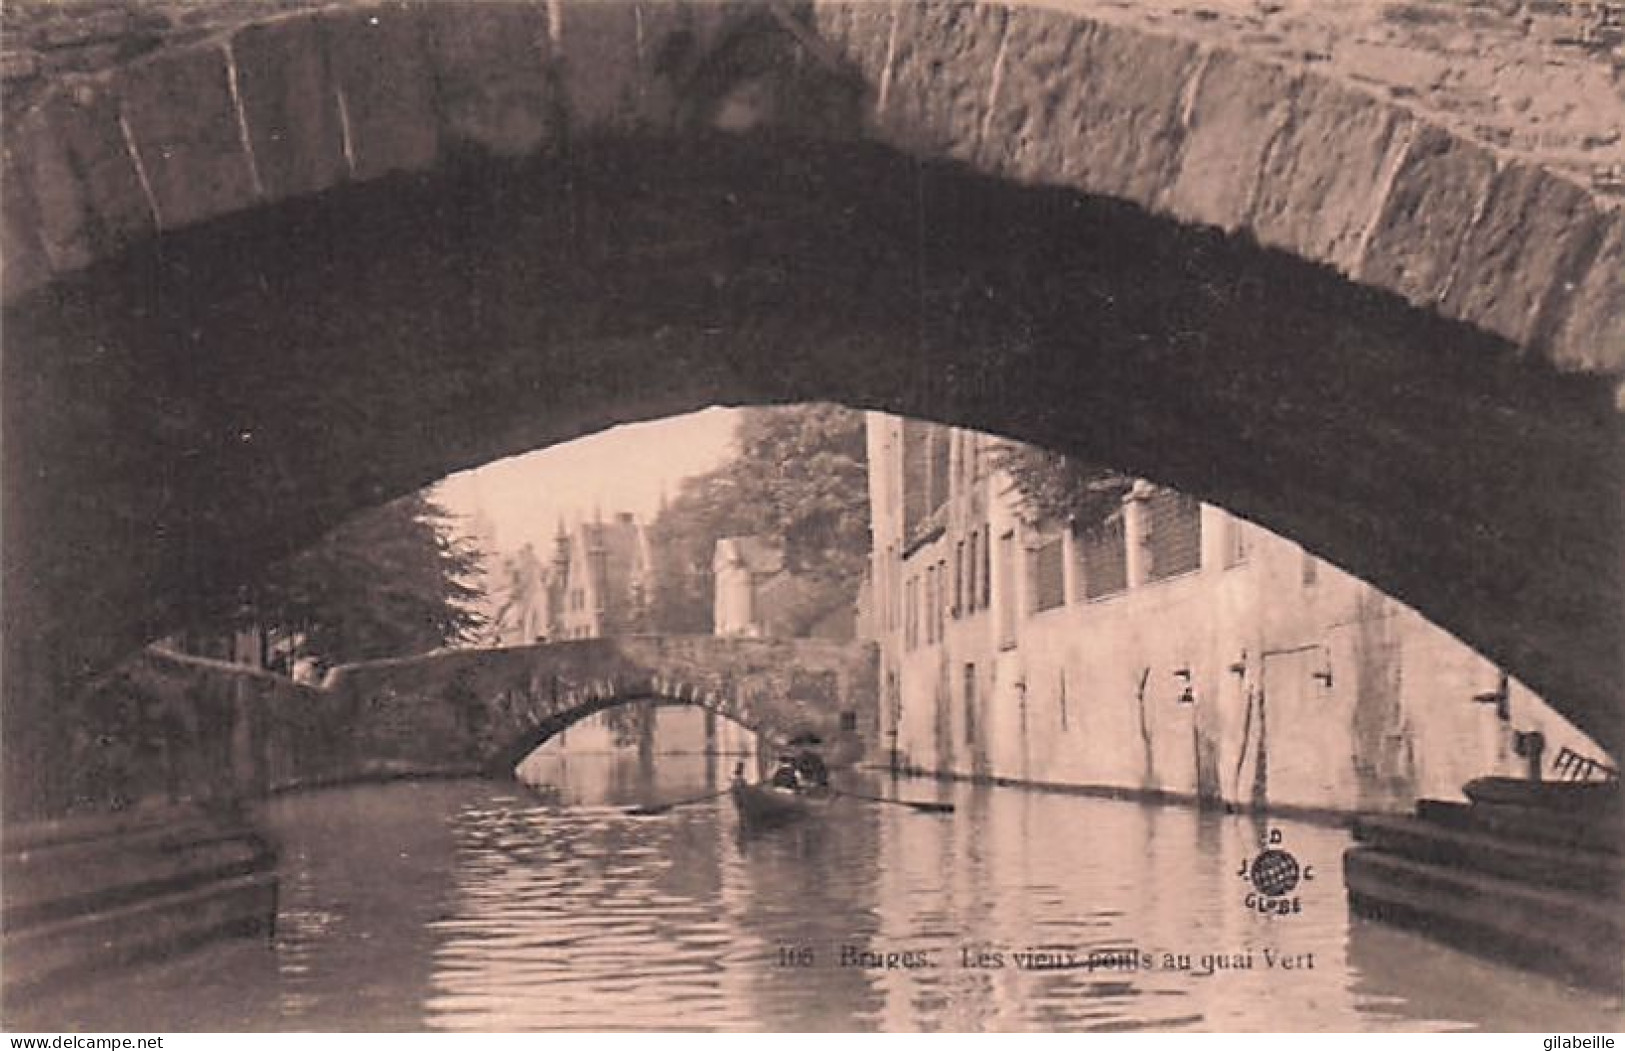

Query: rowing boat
left=730, top=780, right=834, bottom=828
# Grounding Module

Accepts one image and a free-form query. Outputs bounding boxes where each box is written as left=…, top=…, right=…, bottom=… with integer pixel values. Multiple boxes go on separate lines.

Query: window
left=886, top=546, right=898, bottom=631
left=1302, top=549, right=1319, bottom=588
left=902, top=419, right=952, bottom=541
left=930, top=435, right=951, bottom=512
left=839, top=710, right=858, bottom=732
left=590, top=550, right=609, bottom=610
left=953, top=541, right=965, bottom=618
left=979, top=526, right=992, bottom=609
left=1079, top=517, right=1127, bottom=599
left=936, top=559, right=948, bottom=640
left=996, top=531, right=1017, bottom=648
left=1144, top=489, right=1201, bottom=581
left=923, top=568, right=936, bottom=649
left=1224, top=515, right=1250, bottom=569
left=965, top=532, right=979, bottom=613
left=925, top=566, right=937, bottom=645
left=1028, top=533, right=1066, bottom=613
left=963, top=663, right=977, bottom=746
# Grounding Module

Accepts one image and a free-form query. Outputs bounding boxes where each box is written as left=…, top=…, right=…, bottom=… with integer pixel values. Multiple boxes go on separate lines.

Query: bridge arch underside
left=3, top=132, right=1620, bottom=768
left=491, top=689, right=763, bottom=777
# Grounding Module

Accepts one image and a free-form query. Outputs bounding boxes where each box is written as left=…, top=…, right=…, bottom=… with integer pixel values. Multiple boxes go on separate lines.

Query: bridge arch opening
left=4, top=3, right=1621, bottom=817
left=497, top=690, right=763, bottom=778
left=512, top=695, right=763, bottom=808
left=9, top=138, right=1618, bottom=761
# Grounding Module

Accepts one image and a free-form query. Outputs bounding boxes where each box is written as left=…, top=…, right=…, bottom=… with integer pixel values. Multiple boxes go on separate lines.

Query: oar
left=624, top=784, right=735, bottom=817
left=832, top=787, right=954, bottom=814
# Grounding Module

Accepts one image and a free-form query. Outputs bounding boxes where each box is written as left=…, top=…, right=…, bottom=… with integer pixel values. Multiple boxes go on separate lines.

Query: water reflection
left=15, top=750, right=1620, bottom=1032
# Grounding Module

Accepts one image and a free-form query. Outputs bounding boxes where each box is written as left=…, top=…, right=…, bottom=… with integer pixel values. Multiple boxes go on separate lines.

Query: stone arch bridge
left=3, top=0, right=1622, bottom=814
left=326, top=636, right=878, bottom=776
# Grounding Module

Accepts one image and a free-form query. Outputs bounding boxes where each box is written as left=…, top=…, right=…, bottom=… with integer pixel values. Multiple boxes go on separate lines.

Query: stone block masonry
left=2, top=0, right=1620, bottom=817
left=29, top=638, right=877, bottom=818
left=1, top=0, right=1619, bottom=368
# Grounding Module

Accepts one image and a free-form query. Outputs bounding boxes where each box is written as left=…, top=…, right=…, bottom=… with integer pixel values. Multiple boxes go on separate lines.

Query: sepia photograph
left=1, top=0, right=1622, bottom=1034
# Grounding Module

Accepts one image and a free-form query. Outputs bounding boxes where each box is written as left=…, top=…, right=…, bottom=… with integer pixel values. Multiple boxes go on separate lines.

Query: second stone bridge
left=328, top=636, right=880, bottom=777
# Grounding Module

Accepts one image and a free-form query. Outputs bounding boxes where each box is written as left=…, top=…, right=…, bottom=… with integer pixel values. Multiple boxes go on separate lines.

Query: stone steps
left=2, top=871, right=279, bottom=994
left=1417, top=797, right=1623, bottom=855
left=1345, top=848, right=1622, bottom=993
left=1, top=805, right=279, bottom=998
left=1354, top=813, right=1623, bottom=897
left=4, top=830, right=274, bottom=929
left=1347, top=791, right=1623, bottom=994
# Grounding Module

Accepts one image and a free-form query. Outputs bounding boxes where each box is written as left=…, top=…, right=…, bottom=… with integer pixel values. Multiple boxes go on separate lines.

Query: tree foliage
left=648, top=472, right=752, bottom=634
left=731, top=403, right=871, bottom=580
left=989, top=443, right=1134, bottom=531
left=648, top=403, right=870, bottom=634
left=248, top=491, right=485, bottom=670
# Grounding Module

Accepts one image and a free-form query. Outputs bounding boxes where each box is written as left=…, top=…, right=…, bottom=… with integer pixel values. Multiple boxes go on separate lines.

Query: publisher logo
left=1238, top=829, right=1313, bottom=916
left=1249, top=848, right=1301, bottom=897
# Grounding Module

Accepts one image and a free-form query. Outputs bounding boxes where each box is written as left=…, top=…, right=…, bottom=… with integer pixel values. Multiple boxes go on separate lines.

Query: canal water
left=19, top=742, right=1621, bottom=1031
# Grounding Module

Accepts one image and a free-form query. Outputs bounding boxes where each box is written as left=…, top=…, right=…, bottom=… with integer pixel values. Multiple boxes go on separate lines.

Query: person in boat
left=774, top=731, right=830, bottom=791
left=770, top=753, right=801, bottom=790
left=793, top=749, right=830, bottom=789
left=767, top=749, right=829, bottom=791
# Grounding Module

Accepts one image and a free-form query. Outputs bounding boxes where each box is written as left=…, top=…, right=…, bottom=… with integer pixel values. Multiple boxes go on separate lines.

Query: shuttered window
left=979, top=527, right=991, bottom=610
left=1223, top=515, right=1250, bottom=569
left=1079, top=518, right=1127, bottom=599
left=953, top=541, right=965, bottom=617
left=1028, top=535, right=1066, bottom=613
left=996, top=531, right=1018, bottom=648
left=935, top=559, right=948, bottom=640
left=924, top=566, right=938, bottom=644
left=1145, top=490, right=1201, bottom=581
left=964, top=530, right=984, bottom=614
left=902, top=419, right=951, bottom=543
